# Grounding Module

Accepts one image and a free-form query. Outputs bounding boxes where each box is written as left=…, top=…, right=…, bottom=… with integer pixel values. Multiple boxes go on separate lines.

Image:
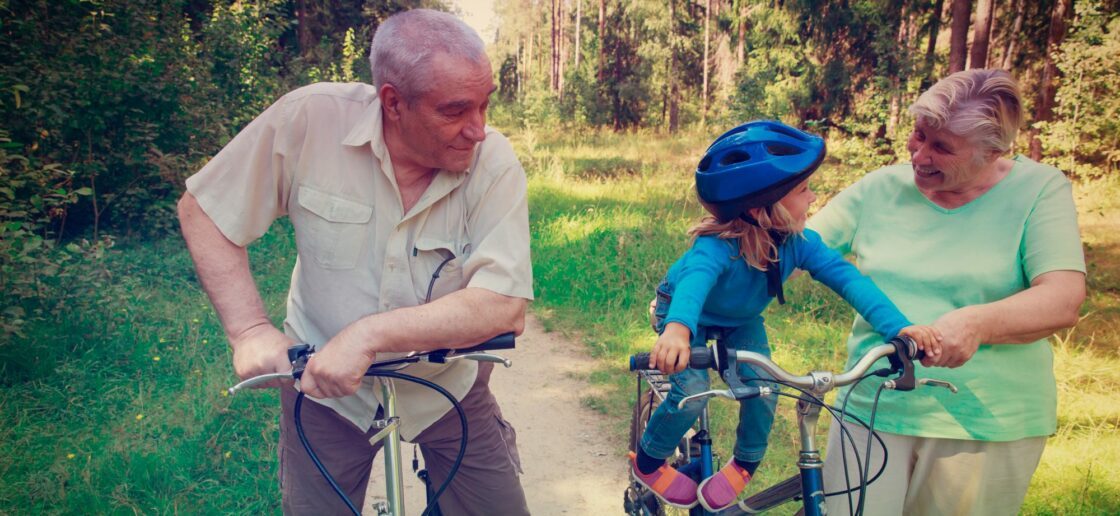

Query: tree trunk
left=1030, top=0, right=1073, bottom=160
left=575, top=0, right=582, bottom=69
left=737, top=0, right=747, bottom=68
left=969, top=0, right=995, bottom=68
left=948, top=0, right=970, bottom=73
left=559, top=0, right=567, bottom=99
left=701, top=0, right=710, bottom=126
left=551, top=0, right=559, bottom=92
left=295, top=0, right=314, bottom=57
left=668, top=0, right=679, bottom=133
left=889, top=1, right=909, bottom=135
left=598, top=0, right=606, bottom=82
left=922, top=0, right=945, bottom=89
left=1000, top=0, right=1025, bottom=70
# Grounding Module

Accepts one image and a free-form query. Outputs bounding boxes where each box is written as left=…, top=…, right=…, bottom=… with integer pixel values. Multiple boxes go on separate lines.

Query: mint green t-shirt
left=808, top=156, right=1085, bottom=441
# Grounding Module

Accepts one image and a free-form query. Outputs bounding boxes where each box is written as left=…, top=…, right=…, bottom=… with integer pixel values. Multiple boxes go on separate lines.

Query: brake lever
left=432, top=352, right=513, bottom=368
left=678, top=390, right=735, bottom=409
left=227, top=343, right=312, bottom=395
left=918, top=378, right=959, bottom=393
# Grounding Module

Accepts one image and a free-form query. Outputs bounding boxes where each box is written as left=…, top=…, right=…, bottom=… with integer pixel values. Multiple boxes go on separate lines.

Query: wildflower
left=152, top=356, right=161, bottom=362
left=224, top=451, right=232, bottom=459
left=135, top=414, right=144, bottom=421
left=67, top=453, right=76, bottom=460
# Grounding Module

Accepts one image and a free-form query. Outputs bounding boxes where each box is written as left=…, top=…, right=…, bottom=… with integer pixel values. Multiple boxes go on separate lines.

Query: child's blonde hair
left=688, top=203, right=801, bottom=271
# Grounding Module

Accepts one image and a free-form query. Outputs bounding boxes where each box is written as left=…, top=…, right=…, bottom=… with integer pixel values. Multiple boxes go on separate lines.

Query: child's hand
left=650, top=322, right=692, bottom=375
left=898, top=325, right=943, bottom=359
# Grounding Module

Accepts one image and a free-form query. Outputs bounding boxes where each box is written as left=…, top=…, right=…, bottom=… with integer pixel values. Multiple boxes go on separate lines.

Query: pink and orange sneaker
left=697, top=459, right=753, bottom=511
left=629, top=451, right=699, bottom=508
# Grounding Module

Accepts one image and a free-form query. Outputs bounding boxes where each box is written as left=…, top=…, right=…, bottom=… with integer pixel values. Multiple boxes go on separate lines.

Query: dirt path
left=365, top=314, right=630, bottom=515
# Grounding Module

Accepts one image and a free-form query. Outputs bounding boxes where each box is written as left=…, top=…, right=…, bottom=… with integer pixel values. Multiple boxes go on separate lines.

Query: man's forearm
left=178, top=192, right=272, bottom=343
left=344, top=287, right=528, bottom=354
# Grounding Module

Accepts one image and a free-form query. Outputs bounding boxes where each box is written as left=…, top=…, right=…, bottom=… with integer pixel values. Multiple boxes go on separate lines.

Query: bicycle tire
left=626, top=386, right=670, bottom=516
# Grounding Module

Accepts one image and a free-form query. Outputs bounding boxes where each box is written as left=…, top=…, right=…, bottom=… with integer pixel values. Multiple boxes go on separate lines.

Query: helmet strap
left=738, top=208, right=788, bottom=305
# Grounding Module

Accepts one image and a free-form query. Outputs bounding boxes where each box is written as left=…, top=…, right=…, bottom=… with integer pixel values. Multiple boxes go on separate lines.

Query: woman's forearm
left=969, top=270, right=1085, bottom=345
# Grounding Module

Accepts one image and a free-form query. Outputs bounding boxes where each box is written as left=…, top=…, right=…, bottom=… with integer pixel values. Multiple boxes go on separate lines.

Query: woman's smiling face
left=906, top=120, right=991, bottom=194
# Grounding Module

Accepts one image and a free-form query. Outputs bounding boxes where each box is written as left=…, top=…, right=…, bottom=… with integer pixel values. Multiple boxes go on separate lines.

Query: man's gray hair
left=909, top=69, right=1024, bottom=156
left=370, top=9, right=487, bottom=102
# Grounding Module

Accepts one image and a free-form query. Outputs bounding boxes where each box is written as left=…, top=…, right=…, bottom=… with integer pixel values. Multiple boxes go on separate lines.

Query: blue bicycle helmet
left=695, top=120, right=826, bottom=223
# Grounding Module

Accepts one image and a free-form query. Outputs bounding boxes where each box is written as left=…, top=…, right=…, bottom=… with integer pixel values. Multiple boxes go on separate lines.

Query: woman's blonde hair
left=909, top=69, right=1023, bottom=156
left=688, top=202, right=801, bottom=270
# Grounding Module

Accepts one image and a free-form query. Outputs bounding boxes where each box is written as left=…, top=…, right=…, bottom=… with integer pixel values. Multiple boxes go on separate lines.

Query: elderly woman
left=810, top=69, right=1086, bottom=515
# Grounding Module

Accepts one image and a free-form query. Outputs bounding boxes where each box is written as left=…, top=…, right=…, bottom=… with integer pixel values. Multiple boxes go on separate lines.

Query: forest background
left=1, top=0, right=1117, bottom=513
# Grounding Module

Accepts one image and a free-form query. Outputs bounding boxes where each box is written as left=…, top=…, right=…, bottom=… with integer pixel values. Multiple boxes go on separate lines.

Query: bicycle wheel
left=626, top=386, right=669, bottom=516
left=626, top=379, right=702, bottom=516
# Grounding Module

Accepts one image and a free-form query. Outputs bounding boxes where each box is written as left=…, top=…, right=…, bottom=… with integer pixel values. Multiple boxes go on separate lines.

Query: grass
left=0, top=127, right=1115, bottom=514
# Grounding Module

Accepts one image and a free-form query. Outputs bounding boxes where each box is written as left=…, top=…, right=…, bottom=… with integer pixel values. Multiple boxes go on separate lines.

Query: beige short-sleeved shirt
left=186, top=82, right=533, bottom=439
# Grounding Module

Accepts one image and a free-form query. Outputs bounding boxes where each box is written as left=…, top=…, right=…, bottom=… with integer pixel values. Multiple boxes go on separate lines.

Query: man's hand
left=230, top=324, right=296, bottom=388
left=649, top=322, right=692, bottom=375
left=299, top=324, right=376, bottom=399
left=924, top=307, right=984, bottom=368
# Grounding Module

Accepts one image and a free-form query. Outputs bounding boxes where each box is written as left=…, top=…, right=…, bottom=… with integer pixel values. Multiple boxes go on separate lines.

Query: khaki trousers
left=821, top=422, right=1046, bottom=516
left=278, top=362, right=529, bottom=515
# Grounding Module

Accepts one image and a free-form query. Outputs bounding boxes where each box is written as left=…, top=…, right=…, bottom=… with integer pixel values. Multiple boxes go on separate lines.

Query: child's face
left=778, top=179, right=816, bottom=227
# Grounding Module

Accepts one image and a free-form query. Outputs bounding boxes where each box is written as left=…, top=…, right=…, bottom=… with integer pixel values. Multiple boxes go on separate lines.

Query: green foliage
left=1038, top=3, right=1120, bottom=178
left=0, top=128, right=113, bottom=338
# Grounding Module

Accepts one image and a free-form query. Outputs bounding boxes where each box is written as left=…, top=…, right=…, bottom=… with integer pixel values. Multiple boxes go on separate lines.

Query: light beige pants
left=821, top=422, right=1046, bottom=516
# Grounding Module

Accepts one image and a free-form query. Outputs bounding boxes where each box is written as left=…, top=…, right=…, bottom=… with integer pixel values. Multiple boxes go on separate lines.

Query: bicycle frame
left=373, top=378, right=405, bottom=516
left=628, top=337, right=957, bottom=516
left=229, top=334, right=516, bottom=516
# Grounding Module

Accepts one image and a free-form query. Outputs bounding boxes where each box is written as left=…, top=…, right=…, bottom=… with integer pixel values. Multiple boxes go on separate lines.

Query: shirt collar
left=341, top=94, right=390, bottom=163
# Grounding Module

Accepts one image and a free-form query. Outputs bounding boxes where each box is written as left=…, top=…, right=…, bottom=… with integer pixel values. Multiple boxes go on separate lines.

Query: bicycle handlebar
left=629, top=336, right=926, bottom=392
left=228, top=332, right=517, bottom=394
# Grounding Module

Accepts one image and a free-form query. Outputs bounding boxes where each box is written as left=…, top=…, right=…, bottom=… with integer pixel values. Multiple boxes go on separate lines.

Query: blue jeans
left=640, top=287, right=778, bottom=463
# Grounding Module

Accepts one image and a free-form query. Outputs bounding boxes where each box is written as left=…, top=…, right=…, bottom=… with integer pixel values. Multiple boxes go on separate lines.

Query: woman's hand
left=649, top=322, right=692, bottom=375
left=924, top=307, right=984, bottom=368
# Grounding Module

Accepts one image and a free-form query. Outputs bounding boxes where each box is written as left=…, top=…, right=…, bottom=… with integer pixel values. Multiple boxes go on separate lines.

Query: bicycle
left=624, top=335, right=957, bottom=516
left=228, top=332, right=516, bottom=516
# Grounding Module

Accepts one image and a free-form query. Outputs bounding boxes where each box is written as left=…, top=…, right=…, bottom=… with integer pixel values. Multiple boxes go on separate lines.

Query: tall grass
left=516, top=126, right=1120, bottom=514
left=0, top=224, right=296, bottom=513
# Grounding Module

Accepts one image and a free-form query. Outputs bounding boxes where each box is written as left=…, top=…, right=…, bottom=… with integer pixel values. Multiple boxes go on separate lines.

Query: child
left=632, top=121, right=941, bottom=511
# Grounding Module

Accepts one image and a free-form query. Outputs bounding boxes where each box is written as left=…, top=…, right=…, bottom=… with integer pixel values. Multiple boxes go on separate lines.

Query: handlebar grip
left=629, top=348, right=716, bottom=371
left=889, top=335, right=926, bottom=361
left=457, top=332, right=516, bottom=353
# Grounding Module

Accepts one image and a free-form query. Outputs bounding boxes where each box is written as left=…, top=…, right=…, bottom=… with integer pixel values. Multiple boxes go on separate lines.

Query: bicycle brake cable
left=294, top=370, right=469, bottom=516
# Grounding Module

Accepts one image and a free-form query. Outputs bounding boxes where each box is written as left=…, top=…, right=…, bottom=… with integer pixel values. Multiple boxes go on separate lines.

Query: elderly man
left=178, top=9, right=532, bottom=515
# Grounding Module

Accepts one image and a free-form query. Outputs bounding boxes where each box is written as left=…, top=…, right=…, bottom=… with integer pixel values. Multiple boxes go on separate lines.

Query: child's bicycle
left=624, top=334, right=957, bottom=516
left=227, top=333, right=516, bottom=516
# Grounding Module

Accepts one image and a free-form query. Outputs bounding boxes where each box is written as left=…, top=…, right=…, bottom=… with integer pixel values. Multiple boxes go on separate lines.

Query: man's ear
left=379, top=83, right=403, bottom=121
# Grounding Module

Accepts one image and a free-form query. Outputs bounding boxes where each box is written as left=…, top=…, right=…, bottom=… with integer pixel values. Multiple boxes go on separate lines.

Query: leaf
left=75, top=187, right=93, bottom=196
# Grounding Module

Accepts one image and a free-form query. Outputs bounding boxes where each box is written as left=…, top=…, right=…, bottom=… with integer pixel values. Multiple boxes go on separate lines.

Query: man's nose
left=463, top=110, right=486, bottom=142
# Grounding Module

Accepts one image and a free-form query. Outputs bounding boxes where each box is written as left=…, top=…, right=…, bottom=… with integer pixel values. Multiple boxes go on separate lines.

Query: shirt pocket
left=295, top=185, right=372, bottom=270
left=411, top=236, right=467, bottom=302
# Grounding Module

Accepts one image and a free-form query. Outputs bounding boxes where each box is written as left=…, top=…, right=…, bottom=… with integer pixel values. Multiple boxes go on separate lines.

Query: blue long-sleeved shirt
left=662, top=229, right=910, bottom=346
